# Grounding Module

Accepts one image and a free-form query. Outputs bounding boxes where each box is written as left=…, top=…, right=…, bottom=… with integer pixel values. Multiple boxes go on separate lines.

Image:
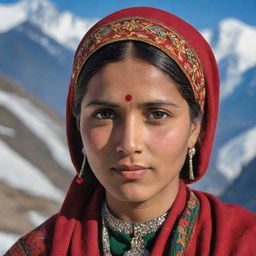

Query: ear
left=188, top=118, right=201, bottom=148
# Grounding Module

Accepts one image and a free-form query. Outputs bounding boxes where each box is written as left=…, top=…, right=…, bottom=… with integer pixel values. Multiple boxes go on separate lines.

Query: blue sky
left=1, top=0, right=256, bottom=30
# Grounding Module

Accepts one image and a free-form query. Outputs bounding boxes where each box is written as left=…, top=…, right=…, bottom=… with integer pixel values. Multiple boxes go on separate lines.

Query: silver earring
left=76, top=147, right=86, bottom=184
left=188, top=147, right=196, bottom=180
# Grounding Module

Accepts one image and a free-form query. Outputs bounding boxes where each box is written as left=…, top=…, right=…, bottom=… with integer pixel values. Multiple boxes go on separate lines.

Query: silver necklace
left=101, top=202, right=168, bottom=256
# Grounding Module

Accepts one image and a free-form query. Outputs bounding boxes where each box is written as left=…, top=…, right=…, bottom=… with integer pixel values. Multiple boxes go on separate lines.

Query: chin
left=109, top=183, right=154, bottom=204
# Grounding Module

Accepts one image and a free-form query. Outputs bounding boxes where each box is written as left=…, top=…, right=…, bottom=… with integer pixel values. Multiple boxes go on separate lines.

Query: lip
left=111, top=164, right=151, bottom=179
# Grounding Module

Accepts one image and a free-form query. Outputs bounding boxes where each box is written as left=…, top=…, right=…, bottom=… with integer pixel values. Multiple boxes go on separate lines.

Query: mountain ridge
left=0, top=75, right=72, bottom=252
left=0, top=1, right=256, bottom=252
left=0, top=0, right=98, bottom=50
left=1, top=0, right=256, bottom=195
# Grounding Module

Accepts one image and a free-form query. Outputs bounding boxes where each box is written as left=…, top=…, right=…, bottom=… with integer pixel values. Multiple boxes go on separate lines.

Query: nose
left=115, top=115, right=143, bottom=155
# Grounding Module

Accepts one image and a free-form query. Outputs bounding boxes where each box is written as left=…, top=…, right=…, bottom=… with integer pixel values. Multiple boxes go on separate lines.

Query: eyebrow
left=140, top=100, right=178, bottom=108
left=85, top=100, right=119, bottom=108
left=85, top=99, right=178, bottom=108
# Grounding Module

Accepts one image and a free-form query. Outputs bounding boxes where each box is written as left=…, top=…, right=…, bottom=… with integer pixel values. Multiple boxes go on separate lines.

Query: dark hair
left=73, top=41, right=202, bottom=121
left=73, top=41, right=202, bottom=181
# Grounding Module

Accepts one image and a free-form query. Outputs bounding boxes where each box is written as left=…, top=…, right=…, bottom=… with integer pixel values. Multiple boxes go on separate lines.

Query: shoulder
left=192, top=189, right=256, bottom=252
left=193, top=189, right=256, bottom=224
left=4, top=214, right=57, bottom=256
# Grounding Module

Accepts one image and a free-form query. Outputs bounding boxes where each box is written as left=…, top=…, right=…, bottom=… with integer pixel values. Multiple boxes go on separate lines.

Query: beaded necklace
left=101, top=202, right=167, bottom=256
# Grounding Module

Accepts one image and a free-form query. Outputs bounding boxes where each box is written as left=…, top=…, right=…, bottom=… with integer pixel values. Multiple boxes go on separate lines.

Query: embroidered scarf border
left=72, top=17, right=206, bottom=109
left=5, top=191, right=199, bottom=256
left=170, top=191, right=200, bottom=256
left=5, top=226, right=48, bottom=256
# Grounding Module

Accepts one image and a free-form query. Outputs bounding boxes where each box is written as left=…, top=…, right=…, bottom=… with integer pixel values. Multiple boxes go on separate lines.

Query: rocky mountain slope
left=0, top=76, right=73, bottom=253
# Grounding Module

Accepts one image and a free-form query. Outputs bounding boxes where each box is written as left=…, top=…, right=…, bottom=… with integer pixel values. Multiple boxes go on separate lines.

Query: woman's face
left=80, top=57, right=200, bottom=205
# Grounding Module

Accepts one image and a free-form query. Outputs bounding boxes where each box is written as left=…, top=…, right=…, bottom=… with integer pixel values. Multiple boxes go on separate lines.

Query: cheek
left=148, top=123, right=190, bottom=156
left=81, top=124, right=112, bottom=153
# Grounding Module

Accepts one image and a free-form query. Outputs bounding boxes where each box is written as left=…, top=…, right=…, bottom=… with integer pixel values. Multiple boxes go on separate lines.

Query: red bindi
left=125, top=94, right=132, bottom=101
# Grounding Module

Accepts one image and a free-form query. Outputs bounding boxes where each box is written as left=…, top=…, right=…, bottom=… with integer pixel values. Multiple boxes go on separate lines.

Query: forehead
left=84, top=58, right=183, bottom=102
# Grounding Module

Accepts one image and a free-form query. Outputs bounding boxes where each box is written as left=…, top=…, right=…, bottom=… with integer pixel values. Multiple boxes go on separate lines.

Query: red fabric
left=5, top=7, right=256, bottom=256
left=51, top=180, right=189, bottom=256
left=71, top=17, right=206, bottom=110
left=50, top=181, right=256, bottom=256
left=189, top=191, right=256, bottom=255
left=66, top=7, right=219, bottom=184
left=5, top=182, right=256, bottom=255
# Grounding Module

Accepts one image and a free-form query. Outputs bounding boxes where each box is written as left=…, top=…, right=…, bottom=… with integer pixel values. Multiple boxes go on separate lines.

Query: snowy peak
left=0, top=0, right=98, bottom=50
left=0, top=0, right=58, bottom=33
left=22, top=0, right=56, bottom=12
left=214, top=18, right=256, bottom=71
left=0, top=0, right=27, bottom=32
left=217, top=125, right=256, bottom=181
left=207, top=18, right=256, bottom=99
left=208, top=19, right=256, bottom=188
left=15, top=21, right=68, bottom=58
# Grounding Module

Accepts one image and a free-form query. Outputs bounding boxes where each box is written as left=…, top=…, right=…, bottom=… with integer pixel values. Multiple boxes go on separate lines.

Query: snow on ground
left=0, top=139, right=64, bottom=202
left=27, top=211, right=47, bottom=226
left=0, top=231, right=19, bottom=254
left=0, top=125, right=16, bottom=137
left=217, top=125, right=256, bottom=181
left=0, top=90, right=73, bottom=172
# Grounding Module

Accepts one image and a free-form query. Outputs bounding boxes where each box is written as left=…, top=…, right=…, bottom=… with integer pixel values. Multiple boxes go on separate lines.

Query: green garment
left=101, top=191, right=200, bottom=256
left=108, top=227, right=160, bottom=256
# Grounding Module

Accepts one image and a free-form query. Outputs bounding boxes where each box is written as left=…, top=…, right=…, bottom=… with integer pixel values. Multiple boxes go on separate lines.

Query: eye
left=147, top=110, right=169, bottom=120
left=93, top=109, right=115, bottom=119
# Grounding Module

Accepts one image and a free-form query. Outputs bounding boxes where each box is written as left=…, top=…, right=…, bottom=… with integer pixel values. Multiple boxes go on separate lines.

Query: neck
left=105, top=179, right=180, bottom=223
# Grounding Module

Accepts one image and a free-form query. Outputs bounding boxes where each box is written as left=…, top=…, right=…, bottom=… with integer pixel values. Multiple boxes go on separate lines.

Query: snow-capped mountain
left=0, top=0, right=255, bottom=192
left=0, top=0, right=98, bottom=50
left=190, top=18, right=256, bottom=197
left=1, top=0, right=255, bottom=189
left=211, top=18, right=256, bottom=100
left=0, top=0, right=99, bottom=115
left=217, top=125, right=256, bottom=181
left=0, top=3, right=256, bottom=251
left=220, top=157, right=256, bottom=213
left=0, top=21, right=74, bottom=115
left=211, top=19, right=256, bottom=181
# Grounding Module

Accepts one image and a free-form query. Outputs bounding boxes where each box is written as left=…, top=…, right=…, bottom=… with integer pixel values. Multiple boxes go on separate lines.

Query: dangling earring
left=188, top=147, right=196, bottom=180
left=76, top=147, right=86, bottom=184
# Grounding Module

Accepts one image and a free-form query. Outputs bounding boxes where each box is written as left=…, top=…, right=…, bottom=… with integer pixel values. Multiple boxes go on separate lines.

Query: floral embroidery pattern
left=72, top=17, right=206, bottom=109
left=170, top=191, right=200, bottom=256
left=5, top=225, right=48, bottom=256
left=5, top=191, right=199, bottom=256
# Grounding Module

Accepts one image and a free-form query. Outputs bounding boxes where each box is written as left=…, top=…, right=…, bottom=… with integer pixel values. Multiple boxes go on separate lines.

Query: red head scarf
left=66, top=7, right=219, bottom=184
left=6, top=8, right=256, bottom=256
left=52, top=7, right=220, bottom=255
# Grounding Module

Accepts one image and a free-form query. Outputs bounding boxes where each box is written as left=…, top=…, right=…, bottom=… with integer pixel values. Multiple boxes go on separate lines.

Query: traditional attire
left=5, top=7, right=256, bottom=256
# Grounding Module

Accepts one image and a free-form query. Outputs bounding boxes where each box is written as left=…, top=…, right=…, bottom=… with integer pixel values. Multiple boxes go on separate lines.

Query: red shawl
left=5, top=7, right=256, bottom=256
left=5, top=180, right=256, bottom=255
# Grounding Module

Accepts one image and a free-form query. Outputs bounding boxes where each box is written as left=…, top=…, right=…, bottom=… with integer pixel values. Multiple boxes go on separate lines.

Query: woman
left=5, top=6, right=256, bottom=256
